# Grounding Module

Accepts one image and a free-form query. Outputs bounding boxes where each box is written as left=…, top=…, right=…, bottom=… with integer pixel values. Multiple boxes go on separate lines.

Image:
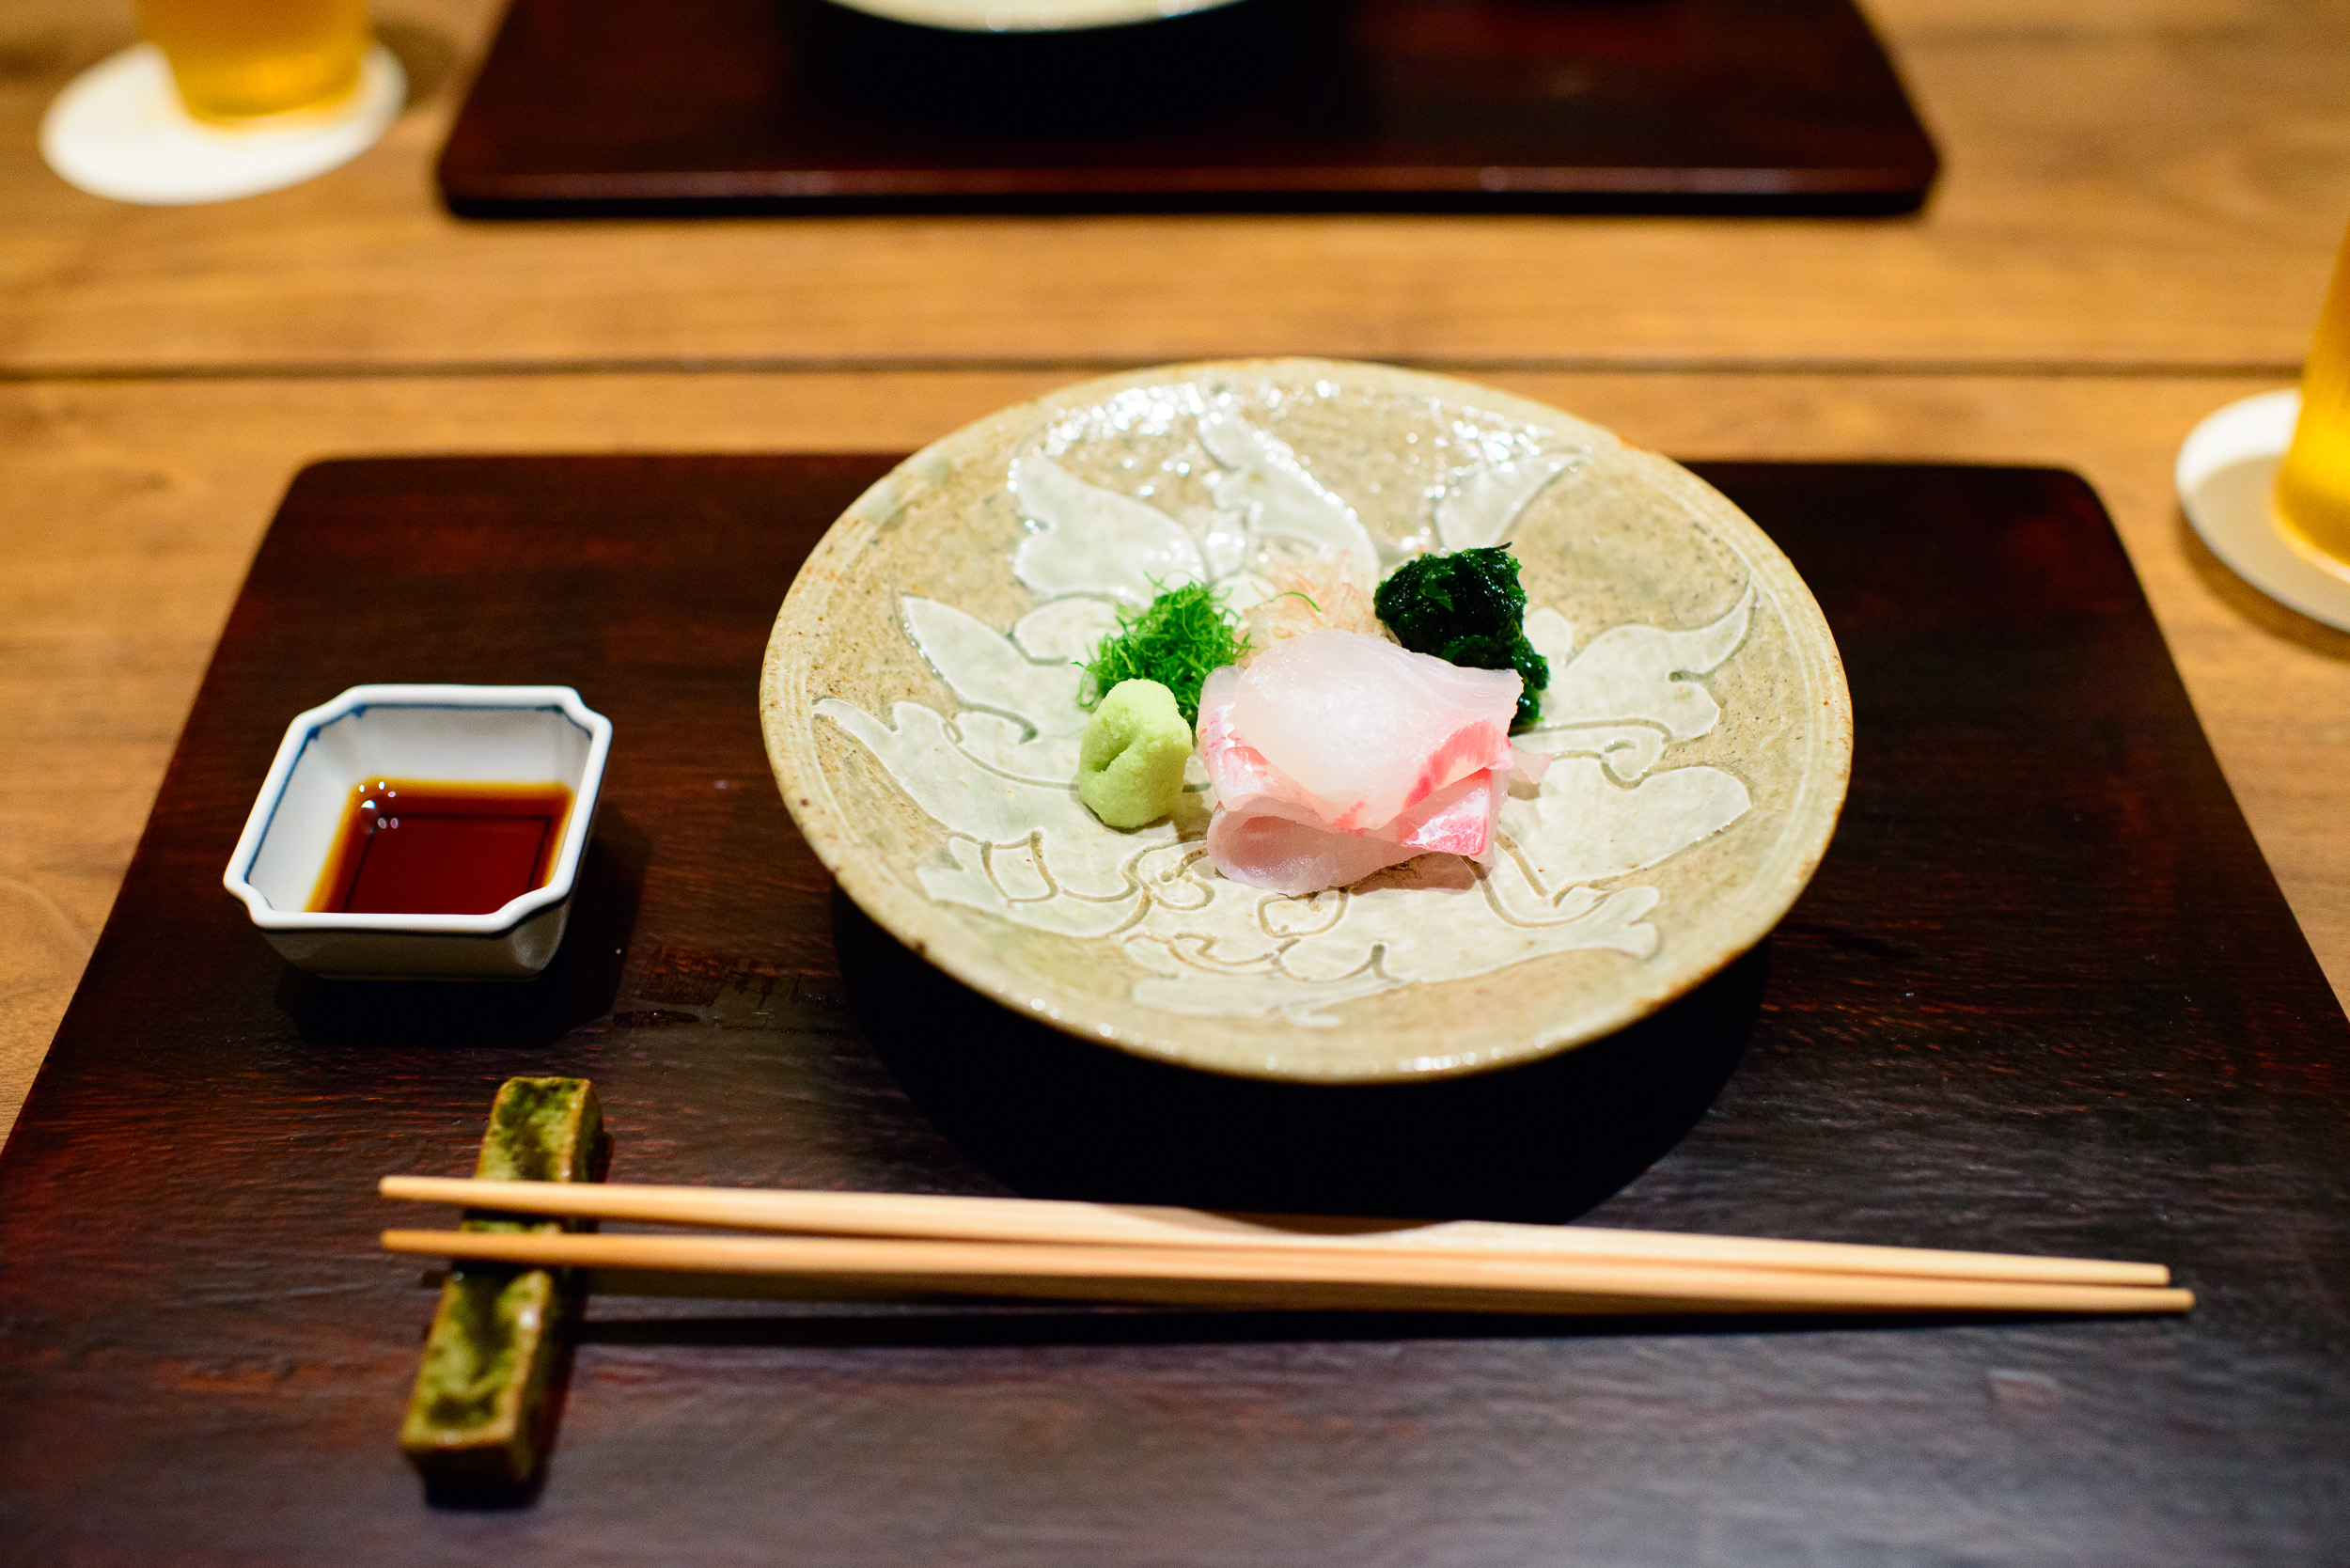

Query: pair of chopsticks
left=379, top=1179, right=2192, bottom=1317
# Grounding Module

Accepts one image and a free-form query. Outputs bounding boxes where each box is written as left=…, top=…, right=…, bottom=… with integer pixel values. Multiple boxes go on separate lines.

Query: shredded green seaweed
left=1373, top=546, right=1549, bottom=731
left=1081, top=581, right=1248, bottom=727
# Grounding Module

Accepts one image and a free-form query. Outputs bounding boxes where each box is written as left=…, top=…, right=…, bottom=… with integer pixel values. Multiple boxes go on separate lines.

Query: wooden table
left=2, top=0, right=2347, bottom=1148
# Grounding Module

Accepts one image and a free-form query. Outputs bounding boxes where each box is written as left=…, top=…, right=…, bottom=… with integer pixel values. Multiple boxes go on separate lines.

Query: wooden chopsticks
left=384, top=1177, right=2168, bottom=1283
left=378, top=1178, right=2194, bottom=1318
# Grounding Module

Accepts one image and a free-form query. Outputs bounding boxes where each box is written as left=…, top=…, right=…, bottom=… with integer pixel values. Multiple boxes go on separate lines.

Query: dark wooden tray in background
left=2, top=457, right=2343, bottom=1563
left=438, top=0, right=1940, bottom=215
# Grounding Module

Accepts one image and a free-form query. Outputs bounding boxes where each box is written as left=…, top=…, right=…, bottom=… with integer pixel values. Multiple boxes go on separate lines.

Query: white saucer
left=2176, top=388, right=2350, bottom=633
left=40, top=41, right=404, bottom=206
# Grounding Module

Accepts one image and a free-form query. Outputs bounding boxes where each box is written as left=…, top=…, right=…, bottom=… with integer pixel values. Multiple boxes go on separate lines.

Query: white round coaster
left=39, top=41, right=404, bottom=206
left=2176, top=388, right=2350, bottom=633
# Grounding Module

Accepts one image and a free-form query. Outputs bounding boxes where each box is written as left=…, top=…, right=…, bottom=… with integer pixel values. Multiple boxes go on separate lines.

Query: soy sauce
left=309, top=778, right=573, bottom=916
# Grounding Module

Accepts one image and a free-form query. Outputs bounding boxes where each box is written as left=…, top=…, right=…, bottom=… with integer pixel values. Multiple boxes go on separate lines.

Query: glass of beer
left=137, top=0, right=372, bottom=123
left=2275, top=226, right=2350, bottom=578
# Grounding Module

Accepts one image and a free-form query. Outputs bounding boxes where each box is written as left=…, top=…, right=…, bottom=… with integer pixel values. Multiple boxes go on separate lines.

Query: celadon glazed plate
left=761, top=360, right=1852, bottom=1081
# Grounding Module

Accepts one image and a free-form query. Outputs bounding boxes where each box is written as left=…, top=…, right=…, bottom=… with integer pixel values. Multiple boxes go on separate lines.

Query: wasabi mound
left=1077, top=679, right=1192, bottom=828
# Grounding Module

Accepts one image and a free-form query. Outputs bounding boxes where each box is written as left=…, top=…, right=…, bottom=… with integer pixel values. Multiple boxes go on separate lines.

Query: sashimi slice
left=1204, top=807, right=1427, bottom=898
left=1200, top=764, right=1511, bottom=895
left=1193, top=666, right=1273, bottom=807
left=1195, top=641, right=1527, bottom=894
left=1195, top=702, right=1491, bottom=846
left=1392, top=767, right=1509, bottom=855
left=1229, top=631, right=1520, bottom=831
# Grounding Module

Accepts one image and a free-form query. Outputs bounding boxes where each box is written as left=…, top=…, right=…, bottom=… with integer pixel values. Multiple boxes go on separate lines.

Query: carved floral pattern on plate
left=815, top=390, right=1757, bottom=1025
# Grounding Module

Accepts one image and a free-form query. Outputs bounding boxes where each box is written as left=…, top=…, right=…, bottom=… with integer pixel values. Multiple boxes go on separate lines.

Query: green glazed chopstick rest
left=399, top=1076, right=608, bottom=1498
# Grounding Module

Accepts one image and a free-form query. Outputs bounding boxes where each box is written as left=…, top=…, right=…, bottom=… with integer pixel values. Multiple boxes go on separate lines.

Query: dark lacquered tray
left=438, top=0, right=1939, bottom=215
left=2, top=456, right=2343, bottom=1564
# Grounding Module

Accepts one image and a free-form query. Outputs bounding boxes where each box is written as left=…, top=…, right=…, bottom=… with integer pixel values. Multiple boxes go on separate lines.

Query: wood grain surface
left=0, top=454, right=2342, bottom=1564
left=4, top=0, right=2348, bottom=1548
left=1, top=0, right=2345, bottom=371
left=435, top=0, right=1936, bottom=215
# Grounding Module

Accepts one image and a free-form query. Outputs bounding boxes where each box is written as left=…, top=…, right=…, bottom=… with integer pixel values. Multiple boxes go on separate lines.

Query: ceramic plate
left=822, top=0, right=1246, bottom=34
left=762, top=360, right=1852, bottom=1081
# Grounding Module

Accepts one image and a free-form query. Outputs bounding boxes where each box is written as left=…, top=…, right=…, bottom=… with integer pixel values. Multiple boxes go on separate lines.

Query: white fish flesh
left=1197, top=631, right=1533, bottom=895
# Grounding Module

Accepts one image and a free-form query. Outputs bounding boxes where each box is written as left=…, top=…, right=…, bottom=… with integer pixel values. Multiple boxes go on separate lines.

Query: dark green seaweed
left=1373, top=547, right=1549, bottom=731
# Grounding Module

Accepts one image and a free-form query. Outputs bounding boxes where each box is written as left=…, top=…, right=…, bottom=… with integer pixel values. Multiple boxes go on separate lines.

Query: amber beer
left=138, top=0, right=371, bottom=121
left=2276, top=227, right=2350, bottom=576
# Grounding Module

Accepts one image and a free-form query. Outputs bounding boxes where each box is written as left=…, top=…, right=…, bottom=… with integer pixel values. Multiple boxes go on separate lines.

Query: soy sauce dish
left=223, top=684, right=612, bottom=980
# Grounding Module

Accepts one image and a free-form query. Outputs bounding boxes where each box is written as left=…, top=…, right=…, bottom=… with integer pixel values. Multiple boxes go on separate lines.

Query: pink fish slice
left=1195, top=635, right=1529, bottom=895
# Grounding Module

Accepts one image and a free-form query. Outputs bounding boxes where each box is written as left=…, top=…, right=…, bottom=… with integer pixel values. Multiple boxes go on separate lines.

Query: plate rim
left=761, top=357, right=1854, bottom=1082
left=818, top=0, right=1250, bottom=34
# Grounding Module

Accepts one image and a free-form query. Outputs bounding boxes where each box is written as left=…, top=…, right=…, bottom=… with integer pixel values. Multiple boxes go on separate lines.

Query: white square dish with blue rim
left=222, top=683, right=613, bottom=980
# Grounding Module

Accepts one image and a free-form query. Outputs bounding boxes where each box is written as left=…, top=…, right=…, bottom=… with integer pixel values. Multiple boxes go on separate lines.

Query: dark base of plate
left=786, top=0, right=1344, bottom=134
left=838, top=890, right=1771, bottom=1219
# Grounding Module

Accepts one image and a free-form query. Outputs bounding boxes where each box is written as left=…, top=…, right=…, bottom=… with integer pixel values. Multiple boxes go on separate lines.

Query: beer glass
left=137, top=0, right=372, bottom=122
left=2276, top=227, right=2350, bottom=577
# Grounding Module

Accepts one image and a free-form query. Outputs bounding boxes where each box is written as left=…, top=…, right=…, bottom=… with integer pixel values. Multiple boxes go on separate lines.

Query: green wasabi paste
left=1077, top=679, right=1192, bottom=828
